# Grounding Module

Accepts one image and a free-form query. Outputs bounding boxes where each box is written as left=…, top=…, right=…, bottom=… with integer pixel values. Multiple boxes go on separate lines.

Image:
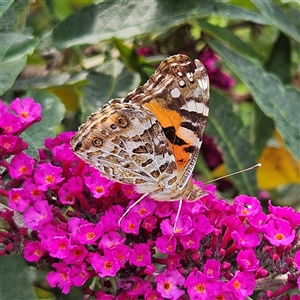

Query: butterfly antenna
left=204, top=163, right=261, bottom=184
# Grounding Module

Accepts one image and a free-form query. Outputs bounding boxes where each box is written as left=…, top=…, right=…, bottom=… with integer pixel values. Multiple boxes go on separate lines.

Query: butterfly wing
left=71, top=99, right=178, bottom=195
left=125, top=54, right=210, bottom=190
left=71, top=54, right=210, bottom=201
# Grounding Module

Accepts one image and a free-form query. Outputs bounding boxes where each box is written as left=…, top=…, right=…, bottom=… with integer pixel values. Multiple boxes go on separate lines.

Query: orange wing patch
left=144, top=100, right=196, bottom=171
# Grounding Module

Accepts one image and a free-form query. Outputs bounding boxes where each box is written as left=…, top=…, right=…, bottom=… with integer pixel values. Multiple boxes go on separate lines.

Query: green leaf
left=206, top=89, right=258, bottom=196
left=0, top=255, right=36, bottom=300
left=0, top=0, right=14, bottom=18
left=13, top=71, right=88, bottom=91
left=21, top=91, right=66, bottom=157
left=252, top=0, right=300, bottom=43
left=0, top=33, right=37, bottom=96
left=253, top=103, right=275, bottom=157
left=197, top=20, right=261, bottom=60
left=208, top=39, right=300, bottom=161
left=52, top=0, right=269, bottom=49
left=265, top=32, right=291, bottom=84
left=80, top=59, right=140, bottom=121
left=253, top=32, right=291, bottom=157
left=0, top=0, right=31, bottom=31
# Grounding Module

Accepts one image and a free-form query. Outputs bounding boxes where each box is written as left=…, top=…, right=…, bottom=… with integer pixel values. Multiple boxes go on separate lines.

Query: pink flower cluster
left=0, top=98, right=300, bottom=299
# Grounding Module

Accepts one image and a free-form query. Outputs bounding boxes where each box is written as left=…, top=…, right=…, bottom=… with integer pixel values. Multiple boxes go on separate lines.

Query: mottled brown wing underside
left=71, top=54, right=210, bottom=200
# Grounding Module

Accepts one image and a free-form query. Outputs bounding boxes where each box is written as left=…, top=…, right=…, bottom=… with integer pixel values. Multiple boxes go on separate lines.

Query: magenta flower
left=268, top=200, right=300, bottom=228
left=48, top=236, right=71, bottom=259
left=141, top=215, right=157, bottom=232
left=129, top=196, right=156, bottom=219
left=8, top=152, right=35, bottom=179
left=34, top=162, right=64, bottom=191
left=58, top=182, right=76, bottom=205
left=46, top=262, right=72, bottom=294
left=23, top=178, right=45, bottom=201
left=161, top=213, right=193, bottom=236
left=0, top=112, right=22, bottom=134
left=10, top=97, right=42, bottom=124
left=129, top=243, right=151, bottom=267
left=8, top=188, right=31, bottom=212
left=155, top=269, right=185, bottom=299
left=264, top=218, right=296, bottom=246
left=110, top=245, right=131, bottom=268
left=228, top=271, right=256, bottom=299
left=144, top=288, right=163, bottom=300
left=155, top=201, right=173, bottom=217
left=76, top=222, right=103, bottom=245
left=85, top=171, right=112, bottom=198
left=23, top=200, right=53, bottom=229
left=203, top=259, right=221, bottom=280
left=231, top=224, right=261, bottom=248
left=24, top=241, right=46, bottom=263
left=100, top=208, right=122, bottom=232
left=120, top=212, right=141, bottom=235
left=0, top=135, right=27, bottom=157
left=98, top=231, right=126, bottom=249
left=70, top=263, right=90, bottom=286
left=90, top=251, right=121, bottom=277
left=184, top=270, right=213, bottom=299
left=156, top=235, right=177, bottom=254
left=236, top=249, right=259, bottom=272
left=234, top=195, right=262, bottom=217
left=64, top=244, right=88, bottom=264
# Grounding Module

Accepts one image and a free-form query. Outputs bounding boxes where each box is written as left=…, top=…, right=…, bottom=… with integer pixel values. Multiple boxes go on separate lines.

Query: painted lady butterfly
left=71, top=54, right=210, bottom=230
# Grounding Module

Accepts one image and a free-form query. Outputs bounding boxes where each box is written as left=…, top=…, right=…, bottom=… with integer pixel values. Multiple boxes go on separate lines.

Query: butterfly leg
left=118, top=193, right=150, bottom=227
left=169, top=199, right=183, bottom=240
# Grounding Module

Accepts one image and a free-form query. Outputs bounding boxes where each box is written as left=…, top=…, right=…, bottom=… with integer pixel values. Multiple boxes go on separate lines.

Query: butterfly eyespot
left=110, top=124, right=117, bottom=130
left=101, top=130, right=109, bottom=136
left=117, top=116, right=129, bottom=128
left=92, top=138, right=103, bottom=147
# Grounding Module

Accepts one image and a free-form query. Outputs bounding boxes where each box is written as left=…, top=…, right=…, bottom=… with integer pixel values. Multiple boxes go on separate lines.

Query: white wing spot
left=178, top=71, right=183, bottom=76
left=187, top=72, right=194, bottom=82
left=179, top=80, right=186, bottom=87
left=183, top=101, right=209, bottom=116
left=171, top=88, right=181, bottom=98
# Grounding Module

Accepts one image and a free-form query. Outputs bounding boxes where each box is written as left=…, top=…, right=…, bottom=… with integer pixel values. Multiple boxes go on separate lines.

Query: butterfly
left=71, top=54, right=210, bottom=233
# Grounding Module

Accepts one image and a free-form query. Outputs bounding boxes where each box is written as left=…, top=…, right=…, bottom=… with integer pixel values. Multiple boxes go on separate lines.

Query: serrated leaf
left=52, top=0, right=269, bottom=49
left=81, top=59, right=140, bottom=120
left=0, top=255, right=36, bottom=299
left=0, top=33, right=37, bottom=95
left=208, top=39, right=300, bottom=162
left=252, top=0, right=300, bottom=43
left=197, top=20, right=261, bottom=60
left=0, top=0, right=13, bottom=18
left=21, top=91, right=66, bottom=157
left=206, top=89, right=258, bottom=196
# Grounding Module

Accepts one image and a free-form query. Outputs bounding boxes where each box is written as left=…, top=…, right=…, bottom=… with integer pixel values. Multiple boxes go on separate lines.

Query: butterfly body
left=71, top=54, right=210, bottom=205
